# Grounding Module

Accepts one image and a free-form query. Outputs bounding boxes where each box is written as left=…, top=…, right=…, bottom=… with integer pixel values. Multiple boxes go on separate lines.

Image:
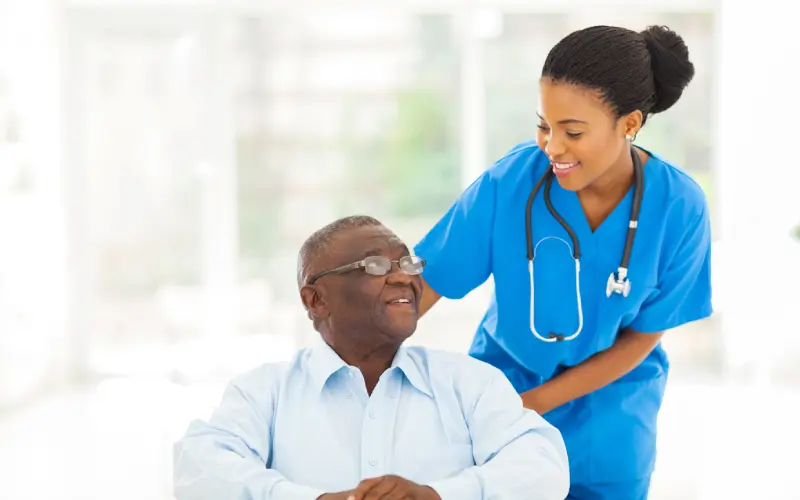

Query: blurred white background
left=1, top=0, right=799, bottom=498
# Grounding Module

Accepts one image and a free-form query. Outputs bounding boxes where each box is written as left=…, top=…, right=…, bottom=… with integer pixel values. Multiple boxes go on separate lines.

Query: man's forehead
left=331, top=225, right=406, bottom=257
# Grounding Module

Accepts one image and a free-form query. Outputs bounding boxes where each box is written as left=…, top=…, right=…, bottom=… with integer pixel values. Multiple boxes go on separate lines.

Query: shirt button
left=346, top=393, right=353, bottom=399
left=369, top=412, right=376, bottom=419
left=369, top=459, right=377, bottom=466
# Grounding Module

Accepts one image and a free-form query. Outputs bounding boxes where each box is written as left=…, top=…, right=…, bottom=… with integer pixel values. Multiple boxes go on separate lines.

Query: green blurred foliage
left=338, top=88, right=460, bottom=219
left=237, top=134, right=281, bottom=278
left=377, top=89, right=461, bottom=218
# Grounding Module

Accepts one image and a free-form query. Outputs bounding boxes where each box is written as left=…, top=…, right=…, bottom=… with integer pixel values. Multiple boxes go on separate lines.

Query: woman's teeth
left=553, top=162, right=579, bottom=170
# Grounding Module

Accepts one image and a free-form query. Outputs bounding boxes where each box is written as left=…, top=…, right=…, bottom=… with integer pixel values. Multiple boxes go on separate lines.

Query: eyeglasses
left=308, top=255, right=425, bottom=284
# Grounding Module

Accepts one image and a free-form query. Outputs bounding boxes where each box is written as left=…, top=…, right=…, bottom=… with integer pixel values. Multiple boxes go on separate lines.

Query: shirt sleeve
left=630, top=194, right=714, bottom=334
left=173, top=369, right=325, bottom=500
left=426, top=365, right=570, bottom=500
left=413, top=170, right=497, bottom=300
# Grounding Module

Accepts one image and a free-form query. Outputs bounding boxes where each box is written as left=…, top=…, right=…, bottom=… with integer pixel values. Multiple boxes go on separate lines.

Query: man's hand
left=317, top=475, right=440, bottom=500
left=317, top=493, right=354, bottom=500
left=348, top=475, right=441, bottom=500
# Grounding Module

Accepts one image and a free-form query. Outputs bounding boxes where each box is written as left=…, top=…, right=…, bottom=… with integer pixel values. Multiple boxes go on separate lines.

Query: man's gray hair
left=296, top=215, right=384, bottom=288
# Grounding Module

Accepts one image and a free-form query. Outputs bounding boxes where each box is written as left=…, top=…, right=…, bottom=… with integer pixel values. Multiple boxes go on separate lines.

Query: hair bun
left=640, top=25, right=695, bottom=114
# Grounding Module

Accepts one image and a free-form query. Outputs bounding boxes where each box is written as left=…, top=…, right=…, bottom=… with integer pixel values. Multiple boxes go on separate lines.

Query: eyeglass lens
left=363, top=255, right=424, bottom=276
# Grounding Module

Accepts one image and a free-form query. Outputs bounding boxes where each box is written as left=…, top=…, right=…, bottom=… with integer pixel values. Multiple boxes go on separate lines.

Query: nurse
left=414, top=24, right=712, bottom=499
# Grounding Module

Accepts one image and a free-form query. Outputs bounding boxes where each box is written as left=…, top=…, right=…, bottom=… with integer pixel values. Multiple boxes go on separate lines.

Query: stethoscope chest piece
left=606, top=269, right=632, bottom=297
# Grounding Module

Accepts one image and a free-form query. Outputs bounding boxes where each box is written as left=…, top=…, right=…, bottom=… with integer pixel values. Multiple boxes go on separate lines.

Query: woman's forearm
left=418, top=276, right=442, bottom=317
left=522, top=328, right=664, bottom=414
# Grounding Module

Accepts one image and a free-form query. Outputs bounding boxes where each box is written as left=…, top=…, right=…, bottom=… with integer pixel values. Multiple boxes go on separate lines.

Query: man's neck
left=325, top=336, right=400, bottom=395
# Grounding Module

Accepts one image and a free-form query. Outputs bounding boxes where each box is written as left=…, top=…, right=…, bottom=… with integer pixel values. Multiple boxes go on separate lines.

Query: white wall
left=714, top=1, right=800, bottom=377
left=0, top=0, right=67, bottom=407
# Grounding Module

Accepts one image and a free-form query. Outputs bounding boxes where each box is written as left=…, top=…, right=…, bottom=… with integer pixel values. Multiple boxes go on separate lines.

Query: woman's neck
left=583, top=147, right=637, bottom=201
left=577, top=147, right=643, bottom=231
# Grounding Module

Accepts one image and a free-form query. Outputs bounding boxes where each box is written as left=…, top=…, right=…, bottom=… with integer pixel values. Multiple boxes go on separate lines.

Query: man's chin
left=382, top=320, right=418, bottom=342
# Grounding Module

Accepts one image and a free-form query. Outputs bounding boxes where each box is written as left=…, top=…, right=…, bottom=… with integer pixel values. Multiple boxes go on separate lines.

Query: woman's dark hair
left=541, top=25, right=695, bottom=125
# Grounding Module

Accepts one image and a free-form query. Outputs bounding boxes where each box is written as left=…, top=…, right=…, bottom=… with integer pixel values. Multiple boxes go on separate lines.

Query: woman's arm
left=413, top=170, right=499, bottom=314
left=418, top=276, right=442, bottom=317
left=521, top=328, right=664, bottom=414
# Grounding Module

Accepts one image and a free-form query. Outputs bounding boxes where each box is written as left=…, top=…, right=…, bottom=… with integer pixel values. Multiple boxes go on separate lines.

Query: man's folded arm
left=173, top=368, right=325, bottom=500
left=427, top=367, right=570, bottom=500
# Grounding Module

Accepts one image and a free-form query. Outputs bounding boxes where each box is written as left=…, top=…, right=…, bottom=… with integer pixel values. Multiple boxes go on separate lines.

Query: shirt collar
left=307, top=338, right=432, bottom=398
left=392, top=346, right=433, bottom=398
left=307, top=337, right=349, bottom=394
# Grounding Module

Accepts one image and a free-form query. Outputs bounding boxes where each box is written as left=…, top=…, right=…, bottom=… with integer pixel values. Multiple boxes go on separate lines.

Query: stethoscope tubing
left=525, top=147, right=644, bottom=342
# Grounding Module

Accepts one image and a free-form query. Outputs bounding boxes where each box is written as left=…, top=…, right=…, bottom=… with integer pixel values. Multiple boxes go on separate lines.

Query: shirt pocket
left=271, top=407, right=357, bottom=491
left=393, top=441, right=475, bottom=483
left=590, top=246, right=659, bottom=352
left=390, top=395, right=475, bottom=482
left=601, top=283, right=659, bottom=324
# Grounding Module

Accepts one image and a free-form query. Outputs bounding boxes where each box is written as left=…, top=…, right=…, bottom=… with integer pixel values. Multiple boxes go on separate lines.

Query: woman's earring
left=625, top=134, right=634, bottom=141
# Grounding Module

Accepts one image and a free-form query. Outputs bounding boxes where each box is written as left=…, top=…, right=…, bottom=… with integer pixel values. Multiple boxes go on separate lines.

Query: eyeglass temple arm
left=308, top=261, right=363, bottom=284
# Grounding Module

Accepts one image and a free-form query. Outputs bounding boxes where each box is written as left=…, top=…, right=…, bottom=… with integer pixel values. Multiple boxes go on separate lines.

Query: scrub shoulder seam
left=487, top=141, right=541, bottom=179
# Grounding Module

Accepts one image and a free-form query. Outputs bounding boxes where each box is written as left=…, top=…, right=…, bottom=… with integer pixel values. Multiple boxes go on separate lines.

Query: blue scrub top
left=414, top=141, right=713, bottom=485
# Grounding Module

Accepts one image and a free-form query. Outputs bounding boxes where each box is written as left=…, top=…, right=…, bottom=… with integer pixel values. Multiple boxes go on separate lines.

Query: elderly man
left=173, top=216, right=569, bottom=500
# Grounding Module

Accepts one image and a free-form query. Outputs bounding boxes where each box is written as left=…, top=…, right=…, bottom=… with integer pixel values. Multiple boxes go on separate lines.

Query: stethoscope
left=524, top=146, right=644, bottom=342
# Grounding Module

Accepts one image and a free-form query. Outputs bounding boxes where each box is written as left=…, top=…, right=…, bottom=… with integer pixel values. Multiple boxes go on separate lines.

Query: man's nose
left=385, top=263, right=413, bottom=285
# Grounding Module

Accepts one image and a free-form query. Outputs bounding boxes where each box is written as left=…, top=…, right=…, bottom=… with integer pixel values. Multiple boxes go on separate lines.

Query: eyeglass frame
left=307, top=255, right=426, bottom=285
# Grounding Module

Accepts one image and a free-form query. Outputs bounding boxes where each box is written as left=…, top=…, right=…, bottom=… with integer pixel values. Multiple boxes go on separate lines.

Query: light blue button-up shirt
left=173, top=339, right=570, bottom=500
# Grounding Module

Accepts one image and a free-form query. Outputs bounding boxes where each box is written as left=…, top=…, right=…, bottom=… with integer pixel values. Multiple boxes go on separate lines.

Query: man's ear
left=300, top=284, right=329, bottom=320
